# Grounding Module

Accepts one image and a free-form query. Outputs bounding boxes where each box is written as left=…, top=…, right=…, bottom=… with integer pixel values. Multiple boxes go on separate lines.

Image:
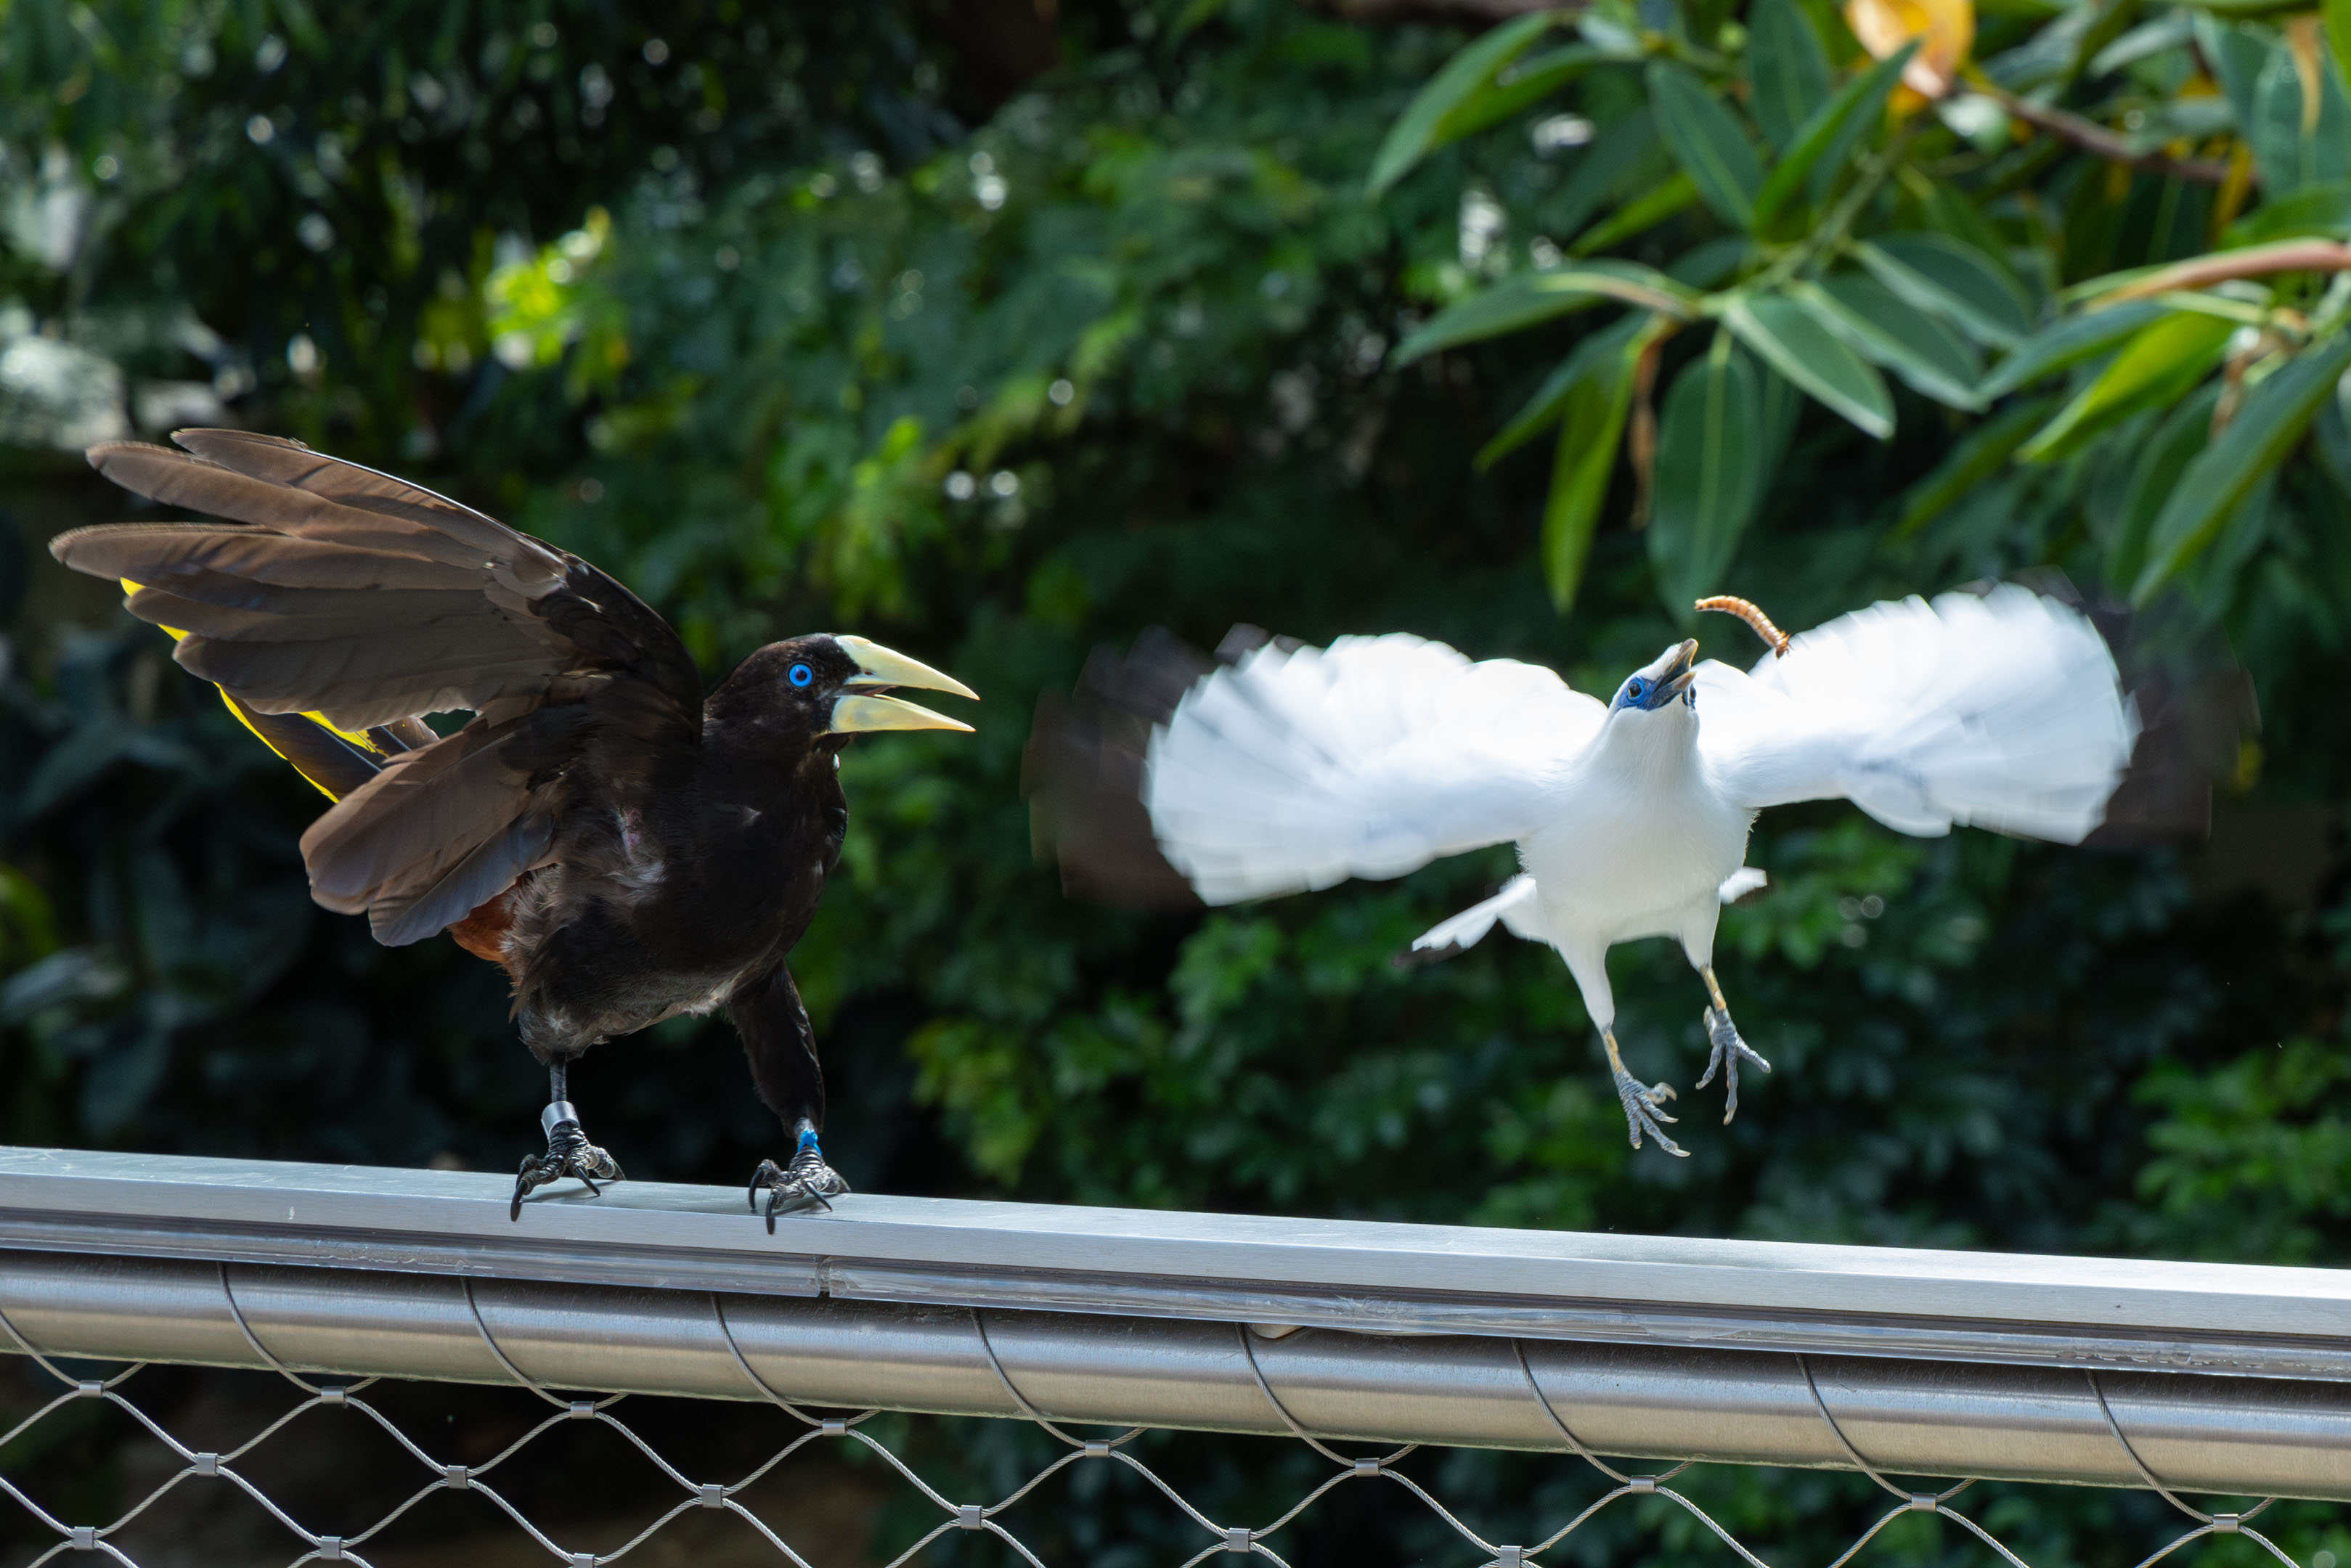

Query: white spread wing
left=1144, top=634, right=1605, bottom=904
left=1694, top=585, right=2138, bottom=843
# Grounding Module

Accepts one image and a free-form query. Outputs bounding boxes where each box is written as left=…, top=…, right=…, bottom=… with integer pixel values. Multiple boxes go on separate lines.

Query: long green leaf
left=2017, top=311, right=2237, bottom=462
left=2134, top=332, right=2351, bottom=600
left=1392, top=261, right=1698, bottom=364
left=1568, top=171, right=1700, bottom=255
left=1854, top=235, right=2035, bottom=349
left=1751, top=43, right=1916, bottom=229
left=1476, top=313, right=1647, bottom=470
left=1649, top=330, right=1763, bottom=613
left=1978, top=299, right=2169, bottom=399
left=1368, top=12, right=1568, bottom=197
left=2108, top=382, right=2222, bottom=591
left=1544, top=320, right=1660, bottom=612
left=2223, top=179, right=2351, bottom=245
left=1646, top=61, right=1764, bottom=229
left=1891, top=396, right=2058, bottom=537
left=1724, top=292, right=1894, bottom=439
left=1796, top=275, right=1984, bottom=410
left=2249, top=28, right=2351, bottom=192
left=1745, top=0, right=1833, bottom=149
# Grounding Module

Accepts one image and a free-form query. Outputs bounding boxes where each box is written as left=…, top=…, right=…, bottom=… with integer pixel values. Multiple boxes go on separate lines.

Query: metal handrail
left=2, top=1147, right=2347, bottom=1504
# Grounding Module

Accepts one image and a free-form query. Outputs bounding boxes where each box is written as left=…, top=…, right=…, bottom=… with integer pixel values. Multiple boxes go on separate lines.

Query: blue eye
left=788, top=663, right=814, bottom=688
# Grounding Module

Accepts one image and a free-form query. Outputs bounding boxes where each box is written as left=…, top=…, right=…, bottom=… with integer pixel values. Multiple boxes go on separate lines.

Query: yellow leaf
left=1845, top=0, right=1973, bottom=101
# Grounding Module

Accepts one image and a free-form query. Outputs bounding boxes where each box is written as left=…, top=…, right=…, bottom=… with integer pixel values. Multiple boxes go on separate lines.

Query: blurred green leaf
left=1369, top=10, right=1571, bottom=196
left=1568, top=171, right=1702, bottom=255
left=2109, top=381, right=2224, bottom=591
left=1891, top=396, right=2058, bottom=536
left=1477, top=313, right=1647, bottom=470
left=2225, top=180, right=2351, bottom=245
left=1544, top=318, right=1665, bottom=610
left=1725, top=291, right=1894, bottom=438
left=1649, top=329, right=1763, bottom=611
left=1393, top=261, right=1698, bottom=364
left=2135, top=333, right=2351, bottom=600
left=1853, top=234, right=2034, bottom=349
left=1647, top=61, right=1764, bottom=229
left=1745, top=0, right=1833, bottom=149
left=1797, top=274, right=1984, bottom=409
left=1979, top=299, right=2169, bottom=399
left=2249, top=25, right=2351, bottom=192
left=1752, top=42, right=1915, bottom=228
left=2018, top=311, right=2236, bottom=462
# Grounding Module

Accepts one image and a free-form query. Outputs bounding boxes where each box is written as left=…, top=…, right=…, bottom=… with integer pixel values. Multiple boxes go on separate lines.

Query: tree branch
left=2101, top=240, right=2351, bottom=302
left=1976, top=86, right=2238, bottom=187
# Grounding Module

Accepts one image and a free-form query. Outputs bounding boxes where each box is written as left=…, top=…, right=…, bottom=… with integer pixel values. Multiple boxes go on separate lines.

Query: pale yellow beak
left=824, top=637, right=977, bottom=735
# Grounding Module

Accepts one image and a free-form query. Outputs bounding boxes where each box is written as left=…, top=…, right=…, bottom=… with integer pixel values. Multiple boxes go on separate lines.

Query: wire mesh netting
left=0, top=1276, right=2337, bottom=1568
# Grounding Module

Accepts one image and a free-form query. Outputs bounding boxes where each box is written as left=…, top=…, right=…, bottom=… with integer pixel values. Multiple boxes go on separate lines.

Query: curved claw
left=751, top=1149, right=852, bottom=1233
left=1612, top=1068, right=1687, bottom=1158
left=509, top=1135, right=626, bottom=1221
left=1695, top=1006, right=1771, bottom=1124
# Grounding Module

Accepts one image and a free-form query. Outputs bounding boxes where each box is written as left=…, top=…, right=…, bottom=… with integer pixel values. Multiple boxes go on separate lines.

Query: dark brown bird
left=53, top=430, right=977, bottom=1225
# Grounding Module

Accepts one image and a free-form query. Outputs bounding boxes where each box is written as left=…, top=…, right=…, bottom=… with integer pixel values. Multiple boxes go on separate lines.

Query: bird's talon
left=1612, top=1068, right=1685, bottom=1156
left=508, top=1126, right=625, bottom=1220
left=751, top=1146, right=849, bottom=1233
left=1700, top=1005, right=1771, bottom=1124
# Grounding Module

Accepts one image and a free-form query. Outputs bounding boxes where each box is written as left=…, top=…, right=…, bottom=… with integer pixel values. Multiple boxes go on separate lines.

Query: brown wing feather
left=54, top=430, right=704, bottom=951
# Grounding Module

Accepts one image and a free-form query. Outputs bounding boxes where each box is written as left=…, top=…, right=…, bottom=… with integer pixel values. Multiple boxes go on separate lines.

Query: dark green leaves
left=2135, top=333, right=2351, bottom=600
left=1392, top=261, right=1698, bottom=364
left=1854, top=235, right=2034, bottom=349
left=1368, top=11, right=1573, bottom=197
left=1751, top=42, right=1915, bottom=229
left=1745, top=0, right=1832, bottom=150
left=1650, top=330, right=1764, bottom=611
left=1545, top=317, right=1669, bottom=611
left=1647, top=61, right=1764, bottom=229
left=1725, top=292, right=1894, bottom=439
left=1979, top=299, right=2169, bottom=399
left=1795, top=275, right=1983, bottom=409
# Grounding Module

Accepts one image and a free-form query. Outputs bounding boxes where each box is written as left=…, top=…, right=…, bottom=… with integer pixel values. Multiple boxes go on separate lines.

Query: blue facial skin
left=1611, top=672, right=1696, bottom=712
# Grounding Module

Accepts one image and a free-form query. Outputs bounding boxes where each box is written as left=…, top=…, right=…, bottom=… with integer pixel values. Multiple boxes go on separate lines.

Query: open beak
left=826, top=636, right=978, bottom=735
left=1661, top=638, right=1698, bottom=699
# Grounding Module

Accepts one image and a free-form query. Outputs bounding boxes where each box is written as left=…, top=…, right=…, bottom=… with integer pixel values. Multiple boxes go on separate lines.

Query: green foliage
left=0, top=0, right=2347, bottom=1558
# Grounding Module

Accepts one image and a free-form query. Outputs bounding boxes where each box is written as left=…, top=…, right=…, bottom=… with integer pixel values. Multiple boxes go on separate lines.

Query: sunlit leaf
left=1646, top=61, right=1764, bottom=229
left=1979, top=299, right=2169, bottom=399
left=1368, top=11, right=1570, bottom=196
left=1746, top=0, right=1834, bottom=149
left=2018, top=311, right=2236, bottom=462
left=1846, top=0, right=1975, bottom=99
left=1393, top=262, right=1698, bottom=364
left=1724, top=292, right=1895, bottom=438
left=2135, top=332, right=2351, bottom=600
left=1649, top=330, right=1763, bottom=612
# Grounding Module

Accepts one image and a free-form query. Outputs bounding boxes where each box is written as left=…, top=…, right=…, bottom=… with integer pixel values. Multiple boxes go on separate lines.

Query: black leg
left=509, top=1056, right=625, bottom=1220
left=732, top=962, right=849, bottom=1230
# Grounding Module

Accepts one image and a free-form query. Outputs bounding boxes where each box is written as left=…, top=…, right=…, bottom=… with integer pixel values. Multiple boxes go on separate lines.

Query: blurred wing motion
left=53, top=430, right=704, bottom=947
left=1141, top=633, right=1606, bottom=904
left=1692, top=585, right=2138, bottom=843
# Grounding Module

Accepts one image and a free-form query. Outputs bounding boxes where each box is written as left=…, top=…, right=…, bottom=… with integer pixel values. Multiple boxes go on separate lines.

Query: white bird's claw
left=1612, top=1068, right=1687, bottom=1157
left=1694, top=1005, right=1771, bottom=1124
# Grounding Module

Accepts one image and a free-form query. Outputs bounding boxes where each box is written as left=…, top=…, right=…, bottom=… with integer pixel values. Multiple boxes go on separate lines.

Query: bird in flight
left=1032, top=589, right=2138, bottom=1155
left=53, top=430, right=977, bottom=1224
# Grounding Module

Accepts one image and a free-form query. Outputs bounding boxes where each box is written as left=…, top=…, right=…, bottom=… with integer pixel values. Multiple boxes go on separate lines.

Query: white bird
left=1132, top=587, right=2140, bottom=1155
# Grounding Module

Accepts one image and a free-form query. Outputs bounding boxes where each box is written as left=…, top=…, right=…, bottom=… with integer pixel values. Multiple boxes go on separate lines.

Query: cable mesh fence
left=0, top=1275, right=2331, bottom=1568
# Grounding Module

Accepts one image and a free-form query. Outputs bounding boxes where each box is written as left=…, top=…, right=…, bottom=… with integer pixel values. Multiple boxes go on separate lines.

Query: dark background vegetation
left=0, top=0, right=2344, bottom=1563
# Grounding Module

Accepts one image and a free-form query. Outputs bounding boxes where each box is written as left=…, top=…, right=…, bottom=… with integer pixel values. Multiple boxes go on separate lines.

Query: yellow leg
left=1602, top=1029, right=1684, bottom=1157
left=1693, top=966, right=1770, bottom=1122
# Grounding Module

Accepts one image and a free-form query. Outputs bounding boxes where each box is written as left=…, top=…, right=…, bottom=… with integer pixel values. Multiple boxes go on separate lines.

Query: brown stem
left=2101, top=239, right=2351, bottom=302
left=1976, top=86, right=2237, bottom=187
left=1626, top=332, right=1666, bottom=529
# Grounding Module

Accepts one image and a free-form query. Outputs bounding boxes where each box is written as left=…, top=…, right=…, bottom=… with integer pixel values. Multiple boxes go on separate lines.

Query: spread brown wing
left=52, top=429, right=704, bottom=947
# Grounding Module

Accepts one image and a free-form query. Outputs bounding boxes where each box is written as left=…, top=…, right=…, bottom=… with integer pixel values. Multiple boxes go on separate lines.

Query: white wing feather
left=1144, top=634, right=1605, bottom=904
left=1695, top=585, right=2138, bottom=843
